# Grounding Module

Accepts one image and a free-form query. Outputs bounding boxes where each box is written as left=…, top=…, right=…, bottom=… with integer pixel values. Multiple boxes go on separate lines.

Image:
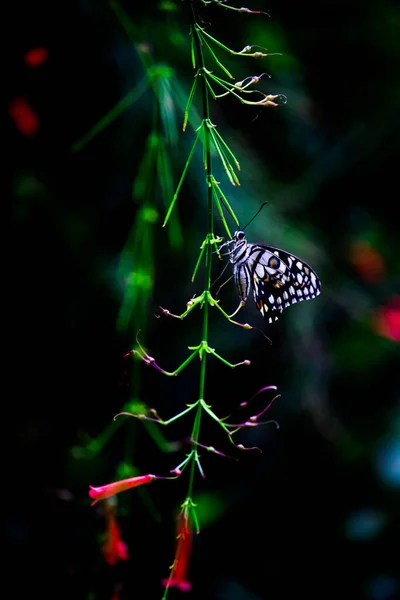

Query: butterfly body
left=228, top=230, right=321, bottom=323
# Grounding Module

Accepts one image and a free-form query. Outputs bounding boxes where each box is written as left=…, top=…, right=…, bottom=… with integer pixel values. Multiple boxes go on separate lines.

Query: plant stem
left=186, top=1, right=214, bottom=501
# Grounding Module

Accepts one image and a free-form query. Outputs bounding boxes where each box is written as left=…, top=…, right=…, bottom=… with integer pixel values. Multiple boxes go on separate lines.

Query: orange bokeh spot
left=349, top=240, right=385, bottom=283
left=9, top=97, right=40, bottom=137
left=24, top=47, right=48, bottom=67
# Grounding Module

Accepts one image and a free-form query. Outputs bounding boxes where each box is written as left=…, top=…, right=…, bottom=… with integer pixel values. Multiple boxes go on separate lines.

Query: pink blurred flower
left=102, top=504, right=129, bottom=566
left=372, top=296, right=400, bottom=342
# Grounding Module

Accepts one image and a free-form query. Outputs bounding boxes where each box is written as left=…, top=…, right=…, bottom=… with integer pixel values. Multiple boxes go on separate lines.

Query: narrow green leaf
left=210, top=130, right=240, bottom=184
left=194, top=24, right=233, bottom=55
left=190, top=506, right=201, bottom=534
left=157, top=141, right=183, bottom=249
left=72, top=78, right=148, bottom=151
left=203, top=74, right=217, bottom=100
left=203, top=126, right=208, bottom=170
left=211, top=126, right=240, bottom=171
left=206, top=72, right=241, bottom=99
left=183, top=74, right=199, bottom=132
left=201, top=36, right=234, bottom=79
left=163, top=123, right=204, bottom=227
left=116, top=213, right=156, bottom=332
left=133, top=133, right=158, bottom=200
left=212, top=178, right=239, bottom=226
left=190, top=26, right=196, bottom=69
left=208, top=126, right=240, bottom=186
left=156, top=137, right=174, bottom=202
left=212, top=187, right=232, bottom=239
left=191, top=241, right=206, bottom=282
left=157, top=74, right=179, bottom=146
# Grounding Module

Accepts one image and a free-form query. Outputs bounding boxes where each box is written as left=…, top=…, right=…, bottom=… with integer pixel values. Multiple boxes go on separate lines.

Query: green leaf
left=183, top=73, right=199, bottom=132
left=211, top=125, right=241, bottom=172
left=163, top=122, right=204, bottom=227
left=208, top=124, right=240, bottom=186
left=212, top=178, right=239, bottom=226
left=71, top=79, right=148, bottom=151
left=201, top=35, right=234, bottom=79
left=191, top=240, right=206, bottom=282
left=212, top=187, right=233, bottom=238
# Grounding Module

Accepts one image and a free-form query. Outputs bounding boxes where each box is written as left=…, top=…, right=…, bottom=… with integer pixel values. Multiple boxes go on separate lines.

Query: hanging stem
left=185, top=2, right=214, bottom=501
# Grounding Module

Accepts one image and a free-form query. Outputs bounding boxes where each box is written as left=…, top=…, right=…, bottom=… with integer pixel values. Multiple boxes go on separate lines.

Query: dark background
left=8, top=1, right=399, bottom=599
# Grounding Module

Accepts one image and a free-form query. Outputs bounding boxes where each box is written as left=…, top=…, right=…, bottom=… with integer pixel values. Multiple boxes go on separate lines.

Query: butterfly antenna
left=242, top=201, right=268, bottom=231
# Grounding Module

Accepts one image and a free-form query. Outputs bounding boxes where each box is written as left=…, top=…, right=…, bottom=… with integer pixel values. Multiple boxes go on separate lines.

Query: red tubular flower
left=161, top=511, right=193, bottom=592
left=102, top=504, right=129, bottom=566
left=89, top=474, right=156, bottom=506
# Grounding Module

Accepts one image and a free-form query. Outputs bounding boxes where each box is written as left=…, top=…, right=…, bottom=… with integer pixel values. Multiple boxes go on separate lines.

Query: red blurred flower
left=161, top=511, right=193, bottom=592
left=24, top=47, right=48, bottom=67
left=372, top=296, right=400, bottom=342
left=9, top=97, right=40, bottom=137
left=110, top=584, right=123, bottom=600
left=102, top=504, right=129, bottom=566
left=89, top=474, right=156, bottom=505
left=349, top=240, right=385, bottom=283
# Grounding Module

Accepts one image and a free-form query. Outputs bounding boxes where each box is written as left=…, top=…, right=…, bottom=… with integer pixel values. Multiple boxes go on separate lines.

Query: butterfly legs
left=228, top=300, right=246, bottom=319
left=212, top=298, right=252, bottom=330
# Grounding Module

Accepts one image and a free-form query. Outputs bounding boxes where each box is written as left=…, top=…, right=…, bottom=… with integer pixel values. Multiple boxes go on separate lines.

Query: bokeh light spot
left=344, top=508, right=386, bottom=540
left=366, top=575, right=398, bottom=600
left=371, top=296, right=400, bottom=343
left=375, top=434, right=400, bottom=489
left=9, top=97, right=40, bottom=136
left=349, top=239, right=386, bottom=283
left=24, top=47, right=48, bottom=67
left=195, top=491, right=226, bottom=528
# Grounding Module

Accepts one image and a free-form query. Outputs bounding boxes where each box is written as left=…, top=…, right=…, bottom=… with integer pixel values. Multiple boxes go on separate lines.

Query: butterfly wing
left=247, top=244, right=321, bottom=323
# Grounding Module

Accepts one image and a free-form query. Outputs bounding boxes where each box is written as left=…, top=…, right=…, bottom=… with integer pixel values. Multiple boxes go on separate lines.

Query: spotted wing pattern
left=229, top=232, right=321, bottom=324
left=248, top=245, right=321, bottom=323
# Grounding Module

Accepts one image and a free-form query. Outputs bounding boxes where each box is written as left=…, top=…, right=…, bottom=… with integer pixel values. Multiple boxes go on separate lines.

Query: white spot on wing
left=255, top=264, right=264, bottom=278
left=296, top=261, right=303, bottom=270
left=268, top=294, right=275, bottom=304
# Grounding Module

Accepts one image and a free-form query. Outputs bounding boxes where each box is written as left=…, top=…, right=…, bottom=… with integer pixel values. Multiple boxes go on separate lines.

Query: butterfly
left=224, top=230, right=321, bottom=323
